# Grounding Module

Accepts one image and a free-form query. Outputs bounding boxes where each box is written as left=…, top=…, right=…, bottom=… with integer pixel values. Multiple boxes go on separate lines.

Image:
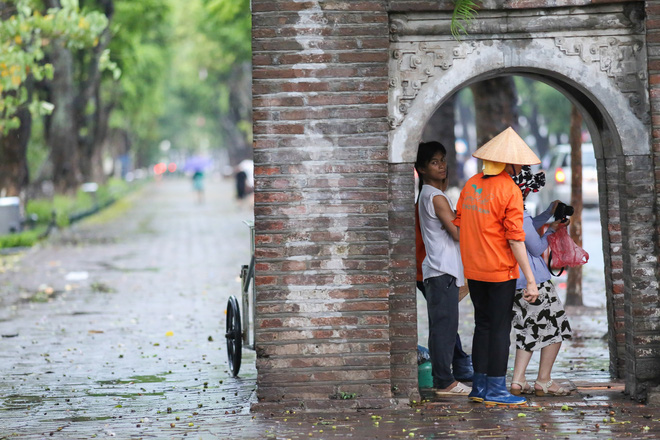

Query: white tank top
left=418, top=185, right=464, bottom=286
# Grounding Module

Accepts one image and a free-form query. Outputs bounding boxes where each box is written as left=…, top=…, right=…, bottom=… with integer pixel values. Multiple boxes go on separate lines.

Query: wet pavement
left=0, top=177, right=256, bottom=439
left=1, top=178, right=659, bottom=439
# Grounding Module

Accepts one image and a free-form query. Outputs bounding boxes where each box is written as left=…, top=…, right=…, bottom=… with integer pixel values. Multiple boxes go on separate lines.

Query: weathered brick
left=252, top=0, right=660, bottom=407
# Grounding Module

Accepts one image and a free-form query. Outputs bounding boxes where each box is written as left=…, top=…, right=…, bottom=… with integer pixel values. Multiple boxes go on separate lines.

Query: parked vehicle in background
left=537, top=143, right=599, bottom=212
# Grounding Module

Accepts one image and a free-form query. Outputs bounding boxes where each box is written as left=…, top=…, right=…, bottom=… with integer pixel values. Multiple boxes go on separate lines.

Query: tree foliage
left=157, top=0, right=251, bottom=163
left=0, top=0, right=108, bottom=134
left=105, top=0, right=172, bottom=166
left=1, top=0, right=254, bottom=198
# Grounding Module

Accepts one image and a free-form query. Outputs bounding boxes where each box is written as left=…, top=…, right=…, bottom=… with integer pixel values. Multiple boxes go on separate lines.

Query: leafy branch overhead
left=0, top=0, right=112, bottom=134
left=0, top=0, right=253, bottom=198
left=451, top=0, right=480, bottom=40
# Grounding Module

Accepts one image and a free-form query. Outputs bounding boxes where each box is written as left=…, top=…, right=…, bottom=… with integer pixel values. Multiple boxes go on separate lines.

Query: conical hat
left=472, top=127, right=540, bottom=165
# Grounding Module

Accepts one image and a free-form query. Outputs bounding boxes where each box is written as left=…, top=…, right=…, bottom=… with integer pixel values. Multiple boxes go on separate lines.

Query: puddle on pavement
left=48, top=416, right=113, bottom=423
left=1, top=394, right=45, bottom=410
left=89, top=376, right=168, bottom=398
left=86, top=391, right=165, bottom=398
left=97, top=374, right=167, bottom=385
left=96, top=261, right=160, bottom=273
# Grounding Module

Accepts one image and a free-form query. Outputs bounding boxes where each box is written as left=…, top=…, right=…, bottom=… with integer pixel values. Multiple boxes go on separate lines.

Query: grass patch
left=0, top=226, right=47, bottom=248
left=83, top=196, right=133, bottom=226
left=0, top=178, right=143, bottom=249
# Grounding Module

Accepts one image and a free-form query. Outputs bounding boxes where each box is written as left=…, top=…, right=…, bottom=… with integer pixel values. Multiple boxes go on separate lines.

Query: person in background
left=235, top=159, right=254, bottom=201
left=415, top=141, right=471, bottom=396
left=453, top=127, right=541, bottom=406
left=236, top=169, right=248, bottom=200
left=192, top=170, right=204, bottom=204
left=509, top=166, right=573, bottom=397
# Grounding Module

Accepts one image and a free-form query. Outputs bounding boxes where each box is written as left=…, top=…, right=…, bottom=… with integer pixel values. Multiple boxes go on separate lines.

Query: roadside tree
left=0, top=0, right=107, bottom=196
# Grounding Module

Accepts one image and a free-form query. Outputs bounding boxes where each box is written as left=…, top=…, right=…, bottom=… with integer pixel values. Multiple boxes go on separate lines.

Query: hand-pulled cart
left=225, top=220, right=255, bottom=377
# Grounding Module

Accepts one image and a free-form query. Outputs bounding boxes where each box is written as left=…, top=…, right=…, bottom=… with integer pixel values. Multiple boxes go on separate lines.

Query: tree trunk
left=0, top=104, right=32, bottom=198
left=518, top=78, right=549, bottom=161
left=47, top=41, right=81, bottom=194
left=78, top=1, right=114, bottom=184
left=105, top=128, right=131, bottom=178
left=43, top=0, right=81, bottom=193
left=222, top=62, right=252, bottom=165
left=222, top=114, right=250, bottom=165
left=456, top=91, right=475, bottom=149
left=528, top=101, right=550, bottom=161
left=92, top=101, right=114, bottom=183
left=422, top=95, right=457, bottom=186
left=565, top=105, right=584, bottom=306
left=471, top=77, right=519, bottom=150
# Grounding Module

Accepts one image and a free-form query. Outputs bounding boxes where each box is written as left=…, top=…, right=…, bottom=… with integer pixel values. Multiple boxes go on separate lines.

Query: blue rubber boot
left=483, top=376, right=527, bottom=405
left=468, top=372, right=487, bottom=402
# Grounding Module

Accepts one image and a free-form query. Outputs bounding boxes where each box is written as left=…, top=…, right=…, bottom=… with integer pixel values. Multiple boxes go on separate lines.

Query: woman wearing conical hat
left=452, top=127, right=541, bottom=406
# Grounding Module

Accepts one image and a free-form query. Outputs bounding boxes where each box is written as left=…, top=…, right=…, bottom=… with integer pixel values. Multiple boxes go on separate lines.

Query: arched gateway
left=251, top=1, right=659, bottom=410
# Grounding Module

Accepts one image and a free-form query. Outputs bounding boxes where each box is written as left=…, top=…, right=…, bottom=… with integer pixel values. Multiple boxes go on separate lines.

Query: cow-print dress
left=512, top=281, right=572, bottom=351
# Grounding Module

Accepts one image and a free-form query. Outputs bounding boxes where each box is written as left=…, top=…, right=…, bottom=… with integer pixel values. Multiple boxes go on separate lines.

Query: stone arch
left=389, top=39, right=649, bottom=163
left=387, top=5, right=659, bottom=400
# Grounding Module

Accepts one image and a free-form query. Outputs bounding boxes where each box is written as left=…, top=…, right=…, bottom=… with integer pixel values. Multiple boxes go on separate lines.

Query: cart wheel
left=225, top=296, right=242, bottom=377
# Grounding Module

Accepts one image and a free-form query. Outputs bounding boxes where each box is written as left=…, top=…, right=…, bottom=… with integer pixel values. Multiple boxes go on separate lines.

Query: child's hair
left=415, top=141, right=448, bottom=194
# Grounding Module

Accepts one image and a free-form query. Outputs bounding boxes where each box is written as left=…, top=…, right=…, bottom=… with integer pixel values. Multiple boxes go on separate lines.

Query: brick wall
left=640, top=0, right=660, bottom=401
left=618, top=154, right=659, bottom=400
left=387, top=163, right=419, bottom=400
left=599, top=158, right=625, bottom=378
left=251, top=0, right=397, bottom=409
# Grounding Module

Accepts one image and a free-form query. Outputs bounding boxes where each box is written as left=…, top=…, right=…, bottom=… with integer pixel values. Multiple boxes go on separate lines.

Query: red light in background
left=555, top=167, right=566, bottom=184
left=168, top=163, right=177, bottom=173
left=153, top=163, right=167, bottom=175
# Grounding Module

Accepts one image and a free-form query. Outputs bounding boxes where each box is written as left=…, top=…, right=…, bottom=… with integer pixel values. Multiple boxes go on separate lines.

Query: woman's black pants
left=468, top=279, right=517, bottom=377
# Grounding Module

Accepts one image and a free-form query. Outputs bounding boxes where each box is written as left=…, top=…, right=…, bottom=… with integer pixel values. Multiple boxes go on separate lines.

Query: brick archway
left=387, top=3, right=658, bottom=401
left=251, top=1, right=660, bottom=409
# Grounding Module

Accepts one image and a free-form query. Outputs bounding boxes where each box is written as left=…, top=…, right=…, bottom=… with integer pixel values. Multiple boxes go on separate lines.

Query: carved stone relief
left=389, top=36, right=649, bottom=128
left=388, top=41, right=476, bottom=129
left=388, top=6, right=650, bottom=129
left=554, top=37, right=650, bottom=124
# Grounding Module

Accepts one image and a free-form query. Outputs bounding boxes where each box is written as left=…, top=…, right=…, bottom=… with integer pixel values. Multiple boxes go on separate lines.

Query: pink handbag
left=548, top=227, right=589, bottom=275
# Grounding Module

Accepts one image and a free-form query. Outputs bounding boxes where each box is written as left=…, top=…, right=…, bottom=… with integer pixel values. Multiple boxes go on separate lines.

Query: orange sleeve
left=452, top=190, right=463, bottom=228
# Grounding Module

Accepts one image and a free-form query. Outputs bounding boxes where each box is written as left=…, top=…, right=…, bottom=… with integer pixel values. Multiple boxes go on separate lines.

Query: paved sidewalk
left=1, top=177, right=658, bottom=439
left=0, top=177, right=257, bottom=438
left=418, top=293, right=614, bottom=391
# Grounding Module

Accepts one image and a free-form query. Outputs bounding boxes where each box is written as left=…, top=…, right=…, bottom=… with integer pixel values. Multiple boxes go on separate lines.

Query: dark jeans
left=422, top=275, right=459, bottom=389
left=468, top=279, right=517, bottom=377
left=417, top=281, right=470, bottom=363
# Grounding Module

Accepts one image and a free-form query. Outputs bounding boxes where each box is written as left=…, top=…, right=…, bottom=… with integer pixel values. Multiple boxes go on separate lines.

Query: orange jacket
left=452, top=172, right=525, bottom=282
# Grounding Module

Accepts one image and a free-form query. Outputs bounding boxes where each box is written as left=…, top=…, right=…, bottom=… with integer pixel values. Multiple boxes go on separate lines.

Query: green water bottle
left=418, top=361, right=433, bottom=388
